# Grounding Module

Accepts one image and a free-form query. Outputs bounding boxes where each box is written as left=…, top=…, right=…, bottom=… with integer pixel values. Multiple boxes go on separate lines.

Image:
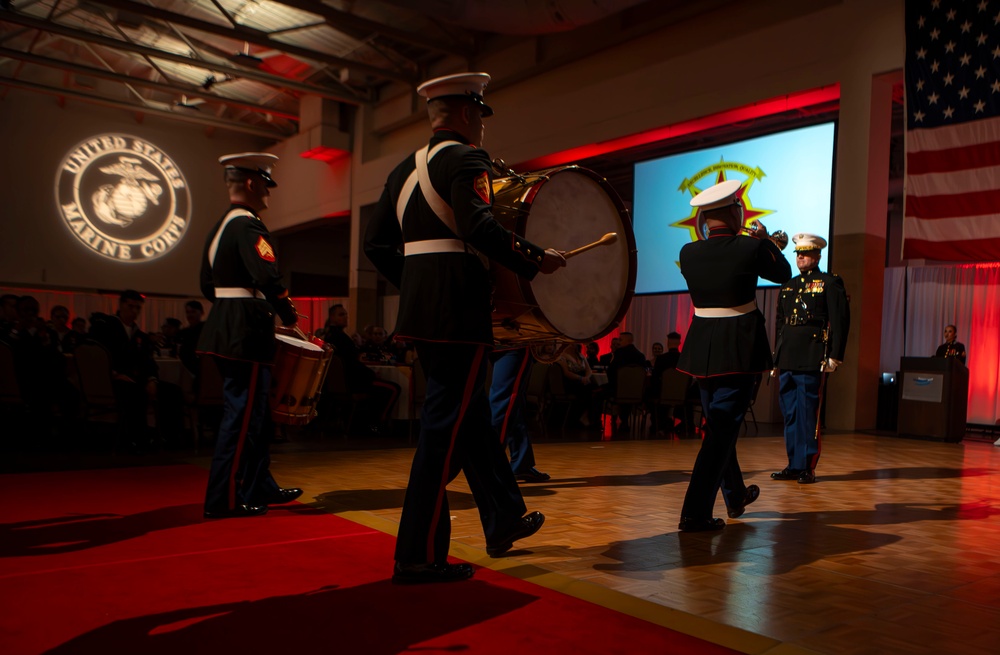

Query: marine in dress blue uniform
left=365, top=72, right=566, bottom=584
left=771, top=234, right=849, bottom=485
left=488, top=347, right=549, bottom=482
left=934, top=325, right=966, bottom=365
left=198, top=153, right=303, bottom=519
left=676, top=179, right=792, bottom=531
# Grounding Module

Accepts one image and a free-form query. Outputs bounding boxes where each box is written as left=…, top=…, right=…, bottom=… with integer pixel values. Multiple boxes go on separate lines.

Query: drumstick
left=564, top=232, right=618, bottom=259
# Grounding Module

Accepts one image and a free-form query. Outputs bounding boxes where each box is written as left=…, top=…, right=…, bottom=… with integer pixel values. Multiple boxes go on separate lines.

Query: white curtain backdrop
left=881, top=264, right=1000, bottom=425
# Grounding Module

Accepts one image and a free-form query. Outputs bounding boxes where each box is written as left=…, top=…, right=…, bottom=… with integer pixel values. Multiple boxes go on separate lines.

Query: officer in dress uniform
left=198, top=153, right=303, bottom=519
left=934, top=325, right=966, bottom=365
left=771, top=233, right=850, bottom=485
left=676, top=179, right=792, bottom=532
left=365, top=72, right=566, bottom=584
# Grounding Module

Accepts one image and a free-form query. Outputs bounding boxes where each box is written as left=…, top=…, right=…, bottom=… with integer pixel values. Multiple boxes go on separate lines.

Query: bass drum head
left=522, top=169, right=635, bottom=341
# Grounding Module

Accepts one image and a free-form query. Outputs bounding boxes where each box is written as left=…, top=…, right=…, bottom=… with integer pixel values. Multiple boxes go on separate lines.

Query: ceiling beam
left=0, top=75, right=291, bottom=139
left=84, top=0, right=417, bottom=83
left=0, top=46, right=300, bottom=121
left=269, top=0, right=473, bottom=59
left=0, top=11, right=368, bottom=103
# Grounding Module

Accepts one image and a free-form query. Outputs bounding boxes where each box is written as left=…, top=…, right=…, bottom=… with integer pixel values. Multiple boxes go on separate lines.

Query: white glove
left=822, top=358, right=842, bottom=372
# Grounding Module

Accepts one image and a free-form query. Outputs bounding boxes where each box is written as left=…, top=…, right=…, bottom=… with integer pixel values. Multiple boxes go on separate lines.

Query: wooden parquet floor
left=262, top=430, right=1000, bottom=655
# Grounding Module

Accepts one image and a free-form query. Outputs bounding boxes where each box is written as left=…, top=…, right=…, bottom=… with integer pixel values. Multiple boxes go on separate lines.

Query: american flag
left=904, top=0, right=1000, bottom=261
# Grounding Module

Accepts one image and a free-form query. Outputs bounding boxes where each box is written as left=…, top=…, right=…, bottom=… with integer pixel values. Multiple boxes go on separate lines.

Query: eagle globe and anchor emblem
left=55, top=134, right=191, bottom=263
left=671, top=159, right=777, bottom=243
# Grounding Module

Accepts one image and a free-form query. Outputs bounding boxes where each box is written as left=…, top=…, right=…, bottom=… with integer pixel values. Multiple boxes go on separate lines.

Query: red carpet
left=0, top=465, right=742, bottom=654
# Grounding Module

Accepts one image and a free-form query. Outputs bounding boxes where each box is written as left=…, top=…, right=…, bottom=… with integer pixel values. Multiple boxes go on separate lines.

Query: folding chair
left=603, top=366, right=647, bottom=437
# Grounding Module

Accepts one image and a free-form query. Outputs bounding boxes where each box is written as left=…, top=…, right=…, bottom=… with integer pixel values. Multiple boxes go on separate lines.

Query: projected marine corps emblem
left=55, top=134, right=191, bottom=262
left=672, top=160, right=775, bottom=241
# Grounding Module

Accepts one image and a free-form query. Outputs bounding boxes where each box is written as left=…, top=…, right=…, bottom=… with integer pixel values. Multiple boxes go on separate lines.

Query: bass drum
left=490, top=166, right=636, bottom=344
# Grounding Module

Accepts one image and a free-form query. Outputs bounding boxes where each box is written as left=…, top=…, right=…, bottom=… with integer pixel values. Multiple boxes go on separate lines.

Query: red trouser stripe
left=426, top=345, right=485, bottom=560
left=228, top=361, right=259, bottom=510
left=499, top=350, right=530, bottom=445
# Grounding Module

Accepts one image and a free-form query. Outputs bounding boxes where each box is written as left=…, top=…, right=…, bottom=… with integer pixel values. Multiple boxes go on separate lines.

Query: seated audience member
left=647, top=342, right=663, bottom=371
left=606, top=332, right=647, bottom=428
left=556, top=343, right=601, bottom=428
left=178, top=300, right=205, bottom=375
left=597, top=337, right=620, bottom=368
left=9, top=296, right=64, bottom=416
left=607, top=331, right=646, bottom=387
left=360, top=324, right=395, bottom=363
left=67, top=316, right=90, bottom=376
left=88, top=289, right=159, bottom=450
left=585, top=341, right=601, bottom=369
left=649, top=331, right=683, bottom=395
left=648, top=332, right=695, bottom=435
left=322, top=304, right=400, bottom=432
left=934, top=324, right=967, bottom=365
left=391, top=336, right=416, bottom=364
left=314, top=306, right=336, bottom=342
left=152, top=316, right=186, bottom=445
left=48, top=305, right=83, bottom=354
left=0, top=293, right=18, bottom=340
left=154, top=318, right=182, bottom=357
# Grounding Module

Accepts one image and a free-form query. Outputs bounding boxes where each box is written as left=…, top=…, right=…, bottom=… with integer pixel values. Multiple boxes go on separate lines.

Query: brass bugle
left=741, top=223, right=788, bottom=251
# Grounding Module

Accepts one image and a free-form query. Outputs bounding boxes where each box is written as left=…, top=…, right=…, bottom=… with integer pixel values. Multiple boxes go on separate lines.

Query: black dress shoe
left=797, top=470, right=817, bottom=484
left=203, top=504, right=268, bottom=519
left=515, top=468, right=551, bottom=483
left=677, top=517, right=726, bottom=532
left=727, top=484, right=760, bottom=519
left=486, top=511, right=545, bottom=557
left=770, top=468, right=801, bottom=480
left=265, top=488, right=303, bottom=505
left=391, top=562, right=475, bottom=585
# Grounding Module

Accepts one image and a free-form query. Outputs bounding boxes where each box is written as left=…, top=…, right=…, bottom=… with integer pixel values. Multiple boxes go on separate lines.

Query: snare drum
left=491, top=166, right=637, bottom=343
left=270, top=334, right=332, bottom=425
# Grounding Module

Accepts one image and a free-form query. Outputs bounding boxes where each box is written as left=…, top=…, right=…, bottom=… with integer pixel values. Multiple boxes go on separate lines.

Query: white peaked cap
left=219, top=152, right=278, bottom=187
left=416, top=72, right=493, bottom=116
left=690, top=179, right=742, bottom=210
left=792, top=233, right=827, bottom=251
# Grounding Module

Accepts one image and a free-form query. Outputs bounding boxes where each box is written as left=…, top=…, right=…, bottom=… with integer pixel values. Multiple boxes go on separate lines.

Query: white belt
left=404, top=239, right=466, bottom=256
left=694, top=300, right=757, bottom=318
left=215, top=287, right=265, bottom=299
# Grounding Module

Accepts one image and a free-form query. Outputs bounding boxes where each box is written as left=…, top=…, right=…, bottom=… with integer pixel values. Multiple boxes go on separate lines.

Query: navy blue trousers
left=778, top=370, right=823, bottom=472
left=395, top=342, right=526, bottom=565
left=488, top=348, right=537, bottom=474
left=204, top=359, right=280, bottom=512
left=680, top=374, right=754, bottom=520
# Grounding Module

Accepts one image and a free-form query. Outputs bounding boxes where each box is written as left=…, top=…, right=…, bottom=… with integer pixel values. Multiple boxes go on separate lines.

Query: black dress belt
left=784, top=317, right=826, bottom=327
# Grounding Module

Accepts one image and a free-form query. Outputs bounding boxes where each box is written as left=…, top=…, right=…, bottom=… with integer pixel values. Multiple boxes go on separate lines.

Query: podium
left=896, top=357, right=968, bottom=442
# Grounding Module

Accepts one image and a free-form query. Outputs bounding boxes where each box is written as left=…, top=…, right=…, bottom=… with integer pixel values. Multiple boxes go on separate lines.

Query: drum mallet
left=564, top=232, right=618, bottom=259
